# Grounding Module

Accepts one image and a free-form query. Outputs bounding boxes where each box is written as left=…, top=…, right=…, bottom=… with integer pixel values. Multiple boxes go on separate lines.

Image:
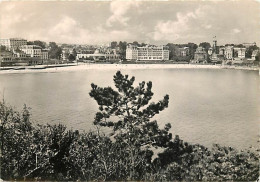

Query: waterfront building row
left=1, top=44, right=49, bottom=66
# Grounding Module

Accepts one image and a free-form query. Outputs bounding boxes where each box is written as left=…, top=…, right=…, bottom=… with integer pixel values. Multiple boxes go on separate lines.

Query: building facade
left=191, top=47, right=208, bottom=63
left=20, top=45, right=49, bottom=60
left=21, top=45, right=42, bottom=58
left=0, top=38, right=27, bottom=50
left=126, top=44, right=138, bottom=60
left=76, top=48, right=120, bottom=61
left=126, top=44, right=169, bottom=61
left=224, top=46, right=233, bottom=60
left=41, top=50, right=49, bottom=60
left=233, top=48, right=246, bottom=59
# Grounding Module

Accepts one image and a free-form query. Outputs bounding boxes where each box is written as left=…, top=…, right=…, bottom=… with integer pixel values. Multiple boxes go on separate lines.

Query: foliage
left=68, top=54, right=76, bottom=62
left=166, top=43, right=198, bottom=60
left=245, top=45, right=259, bottom=58
left=148, top=137, right=259, bottom=181
left=0, top=102, right=78, bottom=181
left=0, top=45, right=6, bottom=52
left=118, top=41, right=127, bottom=59
left=255, top=52, right=260, bottom=64
left=27, top=40, right=47, bottom=49
left=89, top=71, right=171, bottom=146
left=199, top=42, right=211, bottom=52
left=48, top=42, right=62, bottom=59
left=110, top=41, right=118, bottom=49
left=89, top=71, right=172, bottom=179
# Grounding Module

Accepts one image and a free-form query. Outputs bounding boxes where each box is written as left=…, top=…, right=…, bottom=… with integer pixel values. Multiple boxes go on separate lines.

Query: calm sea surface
left=0, top=68, right=259, bottom=149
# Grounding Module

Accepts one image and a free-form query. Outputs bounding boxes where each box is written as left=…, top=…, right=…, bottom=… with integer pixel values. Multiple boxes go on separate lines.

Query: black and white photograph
left=0, top=0, right=259, bottom=181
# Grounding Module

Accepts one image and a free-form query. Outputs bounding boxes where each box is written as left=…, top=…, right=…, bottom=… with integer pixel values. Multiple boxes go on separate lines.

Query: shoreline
left=0, top=63, right=259, bottom=74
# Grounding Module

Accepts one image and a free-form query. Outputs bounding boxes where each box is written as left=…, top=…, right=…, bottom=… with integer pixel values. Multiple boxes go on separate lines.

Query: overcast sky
left=0, top=0, right=259, bottom=46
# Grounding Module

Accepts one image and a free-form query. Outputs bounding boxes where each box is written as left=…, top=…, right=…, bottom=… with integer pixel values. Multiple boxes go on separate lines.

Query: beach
left=0, top=63, right=259, bottom=74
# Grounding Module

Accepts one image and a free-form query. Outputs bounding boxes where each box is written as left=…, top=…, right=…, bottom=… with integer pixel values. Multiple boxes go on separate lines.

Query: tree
left=34, top=40, right=46, bottom=49
left=49, top=42, right=62, bottom=59
left=118, top=41, right=127, bottom=59
left=0, top=45, right=6, bottom=51
left=254, top=52, right=260, bottom=65
left=132, top=41, right=140, bottom=47
left=199, top=42, right=211, bottom=52
left=110, top=41, right=118, bottom=49
left=141, top=43, right=147, bottom=47
left=68, top=54, right=75, bottom=62
left=72, top=49, right=77, bottom=58
left=89, top=71, right=172, bottom=180
left=187, top=43, right=198, bottom=59
left=27, top=40, right=46, bottom=49
left=166, top=43, right=175, bottom=60
left=245, top=45, right=259, bottom=58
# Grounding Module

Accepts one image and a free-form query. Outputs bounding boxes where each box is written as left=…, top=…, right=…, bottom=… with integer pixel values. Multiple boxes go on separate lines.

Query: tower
left=213, top=36, right=218, bottom=54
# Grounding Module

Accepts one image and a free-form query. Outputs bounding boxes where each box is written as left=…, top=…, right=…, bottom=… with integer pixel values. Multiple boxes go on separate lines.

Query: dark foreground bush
left=0, top=101, right=259, bottom=181
left=1, top=71, right=259, bottom=181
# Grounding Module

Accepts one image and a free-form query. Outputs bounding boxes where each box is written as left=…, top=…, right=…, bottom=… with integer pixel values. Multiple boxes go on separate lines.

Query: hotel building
left=0, top=38, right=27, bottom=50
left=126, top=44, right=169, bottom=61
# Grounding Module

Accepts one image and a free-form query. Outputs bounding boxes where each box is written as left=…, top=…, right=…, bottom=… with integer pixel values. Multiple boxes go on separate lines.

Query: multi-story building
left=0, top=38, right=27, bottom=50
left=41, top=50, right=49, bottom=60
left=20, top=45, right=49, bottom=60
left=126, top=44, right=138, bottom=60
left=233, top=47, right=246, bottom=59
left=61, top=49, right=70, bottom=61
left=21, top=45, right=42, bottom=58
left=191, top=47, right=208, bottom=63
left=224, top=46, right=233, bottom=60
left=126, top=44, right=169, bottom=61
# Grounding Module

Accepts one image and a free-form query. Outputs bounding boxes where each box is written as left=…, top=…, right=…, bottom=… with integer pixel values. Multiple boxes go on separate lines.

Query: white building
left=126, top=44, right=169, bottom=61
left=234, top=47, right=246, bottom=59
left=126, top=44, right=138, bottom=60
left=41, top=50, right=49, bottom=60
left=224, top=46, right=233, bottom=60
left=21, top=45, right=42, bottom=58
left=76, top=48, right=120, bottom=61
left=20, top=45, right=48, bottom=60
left=0, top=38, right=27, bottom=50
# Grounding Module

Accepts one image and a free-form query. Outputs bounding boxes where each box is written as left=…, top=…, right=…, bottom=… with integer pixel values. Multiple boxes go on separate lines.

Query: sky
left=0, top=0, right=259, bottom=46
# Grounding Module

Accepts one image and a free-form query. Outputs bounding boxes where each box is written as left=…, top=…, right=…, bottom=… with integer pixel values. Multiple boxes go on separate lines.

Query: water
left=0, top=68, right=259, bottom=149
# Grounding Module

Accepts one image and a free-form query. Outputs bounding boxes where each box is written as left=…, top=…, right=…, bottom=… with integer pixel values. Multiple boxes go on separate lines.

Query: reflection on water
left=0, top=68, right=259, bottom=149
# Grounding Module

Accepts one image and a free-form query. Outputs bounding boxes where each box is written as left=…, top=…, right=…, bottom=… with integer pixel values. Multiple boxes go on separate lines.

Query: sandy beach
left=0, top=63, right=259, bottom=74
